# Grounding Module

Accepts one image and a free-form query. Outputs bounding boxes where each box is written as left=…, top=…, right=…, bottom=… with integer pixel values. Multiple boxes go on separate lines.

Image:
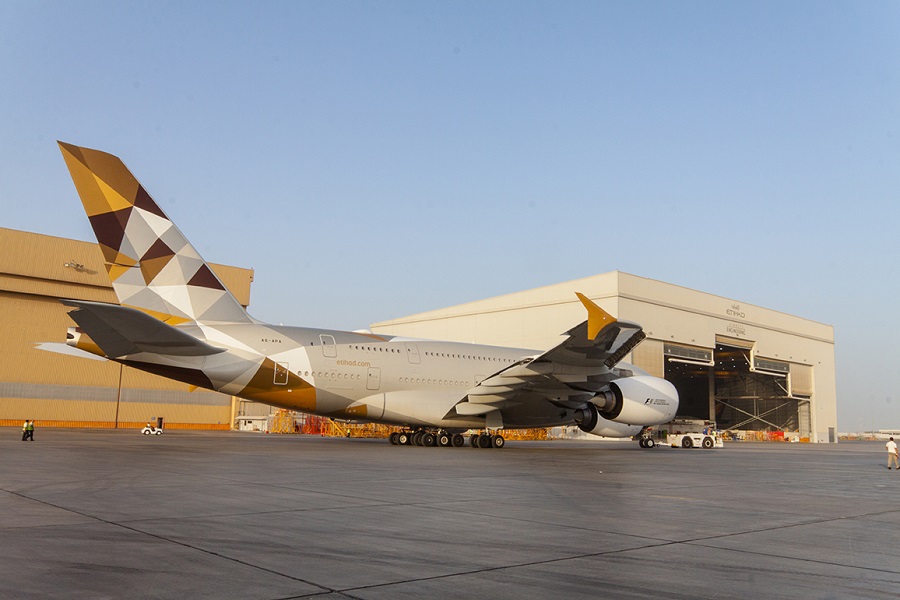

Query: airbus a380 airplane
left=52, top=142, right=678, bottom=448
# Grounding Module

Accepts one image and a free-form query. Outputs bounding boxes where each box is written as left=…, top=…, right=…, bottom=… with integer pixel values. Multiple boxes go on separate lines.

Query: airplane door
left=320, top=334, right=337, bottom=358
left=366, top=367, right=381, bottom=391
left=274, top=362, right=289, bottom=385
left=405, top=343, right=420, bottom=364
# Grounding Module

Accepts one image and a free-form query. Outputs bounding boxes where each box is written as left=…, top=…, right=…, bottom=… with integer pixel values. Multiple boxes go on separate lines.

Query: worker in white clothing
left=887, top=437, right=899, bottom=470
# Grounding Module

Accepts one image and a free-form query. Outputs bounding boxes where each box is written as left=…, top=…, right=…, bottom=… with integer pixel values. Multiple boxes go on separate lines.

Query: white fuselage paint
left=197, top=322, right=573, bottom=429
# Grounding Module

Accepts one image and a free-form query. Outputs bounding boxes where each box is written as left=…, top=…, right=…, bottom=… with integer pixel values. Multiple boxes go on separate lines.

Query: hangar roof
left=370, top=270, right=833, bottom=350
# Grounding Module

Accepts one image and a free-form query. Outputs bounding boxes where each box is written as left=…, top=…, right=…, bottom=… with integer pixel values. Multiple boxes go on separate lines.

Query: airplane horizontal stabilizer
left=62, top=300, right=226, bottom=358
left=35, top=342, right=108, bottom=361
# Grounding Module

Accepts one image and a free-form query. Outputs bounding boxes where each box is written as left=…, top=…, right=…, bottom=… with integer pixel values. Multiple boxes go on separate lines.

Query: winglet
left=576, top=292, right=616, bottom=340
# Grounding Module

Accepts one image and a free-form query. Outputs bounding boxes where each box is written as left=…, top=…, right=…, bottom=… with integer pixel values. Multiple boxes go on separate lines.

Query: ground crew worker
left=22, top=420, right=28, bottom=441
left=887, top=437, right=899, bottom=470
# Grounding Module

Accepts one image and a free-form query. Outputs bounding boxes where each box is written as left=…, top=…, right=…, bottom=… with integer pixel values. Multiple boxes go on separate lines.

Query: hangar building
left=370, top=271, right=837, bottom=443
left=0, top=228, right=254, bottom=429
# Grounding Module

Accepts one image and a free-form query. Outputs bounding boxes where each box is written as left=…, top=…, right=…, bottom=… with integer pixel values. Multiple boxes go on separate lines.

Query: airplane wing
left=62, top=300, right=226, bottom=358
left=453, top=293, right=646, bottom=418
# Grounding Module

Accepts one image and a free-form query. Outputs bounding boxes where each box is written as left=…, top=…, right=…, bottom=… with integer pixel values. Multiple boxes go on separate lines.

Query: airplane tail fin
left=58, top=142, right=253, bottom=325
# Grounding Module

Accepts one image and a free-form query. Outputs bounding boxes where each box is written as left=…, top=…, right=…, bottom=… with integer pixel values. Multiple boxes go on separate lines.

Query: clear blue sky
left=2, top=1, right=899, bottom=431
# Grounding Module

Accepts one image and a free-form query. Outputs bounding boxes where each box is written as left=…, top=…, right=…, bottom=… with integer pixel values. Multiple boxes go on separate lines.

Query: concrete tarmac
left=1, top=429, right=898, bottom=599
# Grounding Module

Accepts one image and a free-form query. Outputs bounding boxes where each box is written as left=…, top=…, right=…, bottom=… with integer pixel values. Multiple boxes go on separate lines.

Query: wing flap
left=455, top=403, right=501, bottom=416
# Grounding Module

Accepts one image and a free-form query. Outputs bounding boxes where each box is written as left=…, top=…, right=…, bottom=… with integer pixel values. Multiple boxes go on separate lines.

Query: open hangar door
left=663, top=337, right=810, bottom=437
left=663, top=344, right=715, bottom=420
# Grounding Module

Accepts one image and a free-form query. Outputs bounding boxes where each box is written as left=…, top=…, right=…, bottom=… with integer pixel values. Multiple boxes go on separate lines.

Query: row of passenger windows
left=299, top=371, right=465, bottom=387
left=423, top=351, right=514, bottom=362
left=399, top=377, right=467, bottom=386
left=342, top=345, right=514, bottom=363
left=349, top=345, right=401, bottom=353
left=303, top=372, right=361, bottom=380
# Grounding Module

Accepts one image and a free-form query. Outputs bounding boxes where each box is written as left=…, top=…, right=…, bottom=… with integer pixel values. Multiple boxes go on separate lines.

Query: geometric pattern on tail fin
left=58, top=142, right=254, bottom=324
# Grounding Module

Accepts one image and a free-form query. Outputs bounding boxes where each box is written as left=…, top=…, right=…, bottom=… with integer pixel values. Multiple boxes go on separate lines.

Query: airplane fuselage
left=121, top=321, right=584, bottom=429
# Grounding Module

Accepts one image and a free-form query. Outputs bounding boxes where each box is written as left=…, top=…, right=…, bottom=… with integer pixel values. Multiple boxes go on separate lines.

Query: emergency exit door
left=274, top=362, right=289, bottom=385
left=320, top=334, right=337, bottom=358
left=367, top=367, right=381, bottom=391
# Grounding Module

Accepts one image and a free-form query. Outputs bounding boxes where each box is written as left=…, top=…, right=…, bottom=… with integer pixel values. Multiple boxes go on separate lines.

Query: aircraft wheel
left=491, top=434, right=505, bottom=449
left=645, top=438, right=655, bottom=448
left=437, top=432, right=451, bottom=447
left=451, top=433, right=465, bottom=447
left=398, top=432, right=410, bottom=445
left=477, top=434, right=492, bottom=448
left=422, top=432, right=436, bottom=447
left=469, top=434, right=479, bottom=447
left=389, top=432, right=399, bottom=445
left=702, top=436, right=714, bottom=449
left=412, top=431, right=424, bottom=446
left=682, top=436, right=693, bottom=449
left=638, top=439, right=647, bottom=448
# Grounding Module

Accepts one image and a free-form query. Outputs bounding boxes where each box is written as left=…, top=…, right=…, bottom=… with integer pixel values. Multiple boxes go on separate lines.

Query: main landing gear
left=468, top=432, right=505, bottom=448
left=389, top=429, right=505, bottom=449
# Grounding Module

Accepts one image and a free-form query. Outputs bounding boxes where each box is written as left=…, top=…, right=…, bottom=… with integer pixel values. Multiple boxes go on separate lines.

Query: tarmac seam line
left=5, top=489, right=339, bottom=596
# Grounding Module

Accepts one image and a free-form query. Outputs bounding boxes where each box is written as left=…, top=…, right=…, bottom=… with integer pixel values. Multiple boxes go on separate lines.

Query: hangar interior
left=660, top=339, right=811, bottom=438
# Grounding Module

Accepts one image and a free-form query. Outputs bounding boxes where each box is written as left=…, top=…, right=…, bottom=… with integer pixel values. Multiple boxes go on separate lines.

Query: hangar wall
left=0, top=227, right=253, bottom=429
left=371, top=271, right=837, bottom=443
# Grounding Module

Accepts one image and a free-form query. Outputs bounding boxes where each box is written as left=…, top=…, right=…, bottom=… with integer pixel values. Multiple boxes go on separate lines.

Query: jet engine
left=573, top=403, right=643, bottom=438
left=589, top=375, right=678, bottom=426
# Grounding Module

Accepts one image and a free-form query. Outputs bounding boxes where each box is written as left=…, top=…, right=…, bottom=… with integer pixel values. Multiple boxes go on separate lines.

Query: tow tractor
left=667, top=430, right=722, bottom=449
left=664, top=419, right=723, bottom=449
left=141, top=425, right=163, bottom=435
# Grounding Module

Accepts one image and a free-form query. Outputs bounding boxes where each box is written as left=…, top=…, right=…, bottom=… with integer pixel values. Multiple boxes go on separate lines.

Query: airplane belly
left=500, top=396, right=574, bottom=429
left=337, top=392, right=385, bottom=421
left=380, top=390, right=481, bottom=428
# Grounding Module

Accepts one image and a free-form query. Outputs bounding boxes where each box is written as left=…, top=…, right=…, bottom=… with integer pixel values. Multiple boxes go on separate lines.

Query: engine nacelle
left=574, top=403, right=643, bottom=438
left=590, top=375, right=678, bottom=426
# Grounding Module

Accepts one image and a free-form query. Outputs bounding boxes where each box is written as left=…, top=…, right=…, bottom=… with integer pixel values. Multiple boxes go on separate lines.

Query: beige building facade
left=371, top=271, right=837, bottom=443
left=0, top=228, right=254, bottom=430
